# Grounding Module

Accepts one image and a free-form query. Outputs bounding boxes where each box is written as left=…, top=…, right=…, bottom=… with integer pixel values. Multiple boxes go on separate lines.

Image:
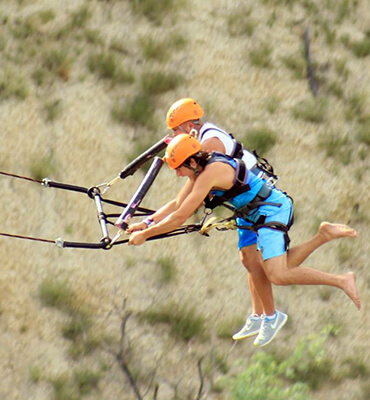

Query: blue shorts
left=237, top=194, right=293, bottom=261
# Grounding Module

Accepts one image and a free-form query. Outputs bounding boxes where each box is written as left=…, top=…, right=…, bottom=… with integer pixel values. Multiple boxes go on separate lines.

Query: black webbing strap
left=204, top=159, right=249, bottom=209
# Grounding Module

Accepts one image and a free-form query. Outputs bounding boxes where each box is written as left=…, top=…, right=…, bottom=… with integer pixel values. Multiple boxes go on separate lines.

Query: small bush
left=327, top=80, right=344, bottom=99
left=345, top=91, right=367, bottom=121
left=50, top=374, right=79, bottom=400
left=130, top=0, right=178, bottom=25
left=62, top=312, right=93, bottom=342
left=29, top=366, right=43, bottom=383
left=292, top=98, right=327, bottom=123
left=87, top=52, right=134, bottom=85
left=217, top=316, right=245, bottom=339
left=10, top=17, right=38, bottom=39
left=340, top=357, right=369, bottom=379
left=73, top=368, right=101, bottom=395
left=265, top=96, right=280, bottom=114
left=249, top=43, right=272, bottom=68
left=84, top=28, right=104, bottom=46
left=111, top=94, right=156, bottom=127
left=141, top=70, right=184, bottom=95
left=351, top=35, right=370, bottom=58
left=44, top=99, right=62, bottom=122
left=243, top=126, right=278, bottom=155
left=282, top=55, right=304, bottom=76
left=317, top=131, right=350, bottom=160
left=139, top=301, right=206, bottom=341
left=156, top=255, right=177, bottom=283
left=227, top=7, right=255, bottom=37
left=38, top=278, right=74, bottom=312
left=357, top=120, right=370, bottom=146
left=29, top=156, right=55, bottom=180
left=0, top=72, right=28, bottom=100
left=43, top=47, right=72, bottom=81
left=37, top=9, right=56, bottom=24
left=69, top=5, right=91, bottom=30
left=334, top=57, right=349, bottom=79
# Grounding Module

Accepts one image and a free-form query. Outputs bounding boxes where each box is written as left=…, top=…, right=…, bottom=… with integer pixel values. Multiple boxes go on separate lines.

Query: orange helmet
left=166, top=98, right=204, bottom=129
left=165, top=134, right=202, bottom=169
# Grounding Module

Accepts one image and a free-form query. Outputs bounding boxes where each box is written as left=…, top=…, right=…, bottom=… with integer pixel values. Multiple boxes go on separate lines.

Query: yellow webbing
left=199, top=217, right=237, bottom=235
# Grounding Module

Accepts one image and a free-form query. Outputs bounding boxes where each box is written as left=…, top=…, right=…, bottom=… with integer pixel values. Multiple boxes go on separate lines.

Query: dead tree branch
left=304, top=26, right=319, bottom=96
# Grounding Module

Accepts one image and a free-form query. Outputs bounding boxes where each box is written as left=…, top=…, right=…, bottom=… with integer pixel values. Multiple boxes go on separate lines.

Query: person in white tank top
left=160, top=98, right=358, bottom=346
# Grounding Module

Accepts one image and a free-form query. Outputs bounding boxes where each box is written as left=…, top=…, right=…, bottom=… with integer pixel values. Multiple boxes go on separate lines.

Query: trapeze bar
left=115, top=157, right=164, bottom=231
left=119, top=136, right=170, bottom=179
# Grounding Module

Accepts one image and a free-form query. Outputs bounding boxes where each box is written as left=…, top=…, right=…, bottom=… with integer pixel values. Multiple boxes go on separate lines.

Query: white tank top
left=198, top=122, right=257, bottom=169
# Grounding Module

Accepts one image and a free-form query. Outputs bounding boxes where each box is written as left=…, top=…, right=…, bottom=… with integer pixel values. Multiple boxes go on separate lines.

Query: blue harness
left=204, top=153, right=294, bottom=235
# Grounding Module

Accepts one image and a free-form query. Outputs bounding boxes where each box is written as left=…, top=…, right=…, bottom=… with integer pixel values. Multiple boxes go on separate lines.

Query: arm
left=201, top=137, right=226, bottom=154
left=129, top=163, right=233, bottom=245
left=126, top=177, right=195, bottom=233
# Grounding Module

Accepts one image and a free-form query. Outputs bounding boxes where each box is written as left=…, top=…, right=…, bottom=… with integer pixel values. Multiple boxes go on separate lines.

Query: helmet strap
left=189, top=128, right=199, bottom=138
left=183, top=158, right=201, bottom=176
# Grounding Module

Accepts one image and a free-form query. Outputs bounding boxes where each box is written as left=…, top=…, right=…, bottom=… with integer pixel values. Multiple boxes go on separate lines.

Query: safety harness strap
left=204, top=158, right=250, bottom=209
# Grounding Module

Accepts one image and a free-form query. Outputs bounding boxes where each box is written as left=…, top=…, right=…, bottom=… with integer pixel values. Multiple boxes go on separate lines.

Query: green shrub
left=87, top=52, right=134, bottom=85
left=111, top=94, right=156, bottom=127
left=139, top=301, right=206, bottom=341
left=265, top=96, right=280, bottom=114
left=10, top=17, right=38, bottom=39
left=327, top=80, right=344, bottom=98
left=229, top=352, right=311, bottom=400
left=278, top=326, right=335, bottom=390
left=29, top=156, right=55, bottom=180
left=130, top=0, right=178, bottom=25
left=292, top=98, right=327, bottom=123
left=37, top=9, right=56, bottom=24
left=62, top=312, right=93, bottom=342
left=50, top=374, right=79, bottom=400
left=243, top=126, right=278, bottom=155
left=334, top=57, right=349, bottom=79
left=141, top=70, right=184, bottom=94
left=228, top=325, right=339, bottom=399
left=357, top=120, right=370, bottom=146
left=345, top=91, right=367, bottom=120
left=38, top=278, right=74, bottom=312
left=249, top=43, right=272, bottom=68
left=140, top=36, right=169, bottom=61
left=43, top=47, right=72, bottom=81
left=216, top=316, right=245, bottom=339
left=69, top=5, right=91, bottom=29
left=84, top=28, right=104, bottom=46
left=317, top=131, right=350, bottom=160
left=156, top=255, right=177, bottom=283
left=0, top=72, right=28, bottom=100
left=227, top=7, right=255, bottom=37
left=351, top=35, right=370, bottom=58
left=73, top=368, right=101, bottom=395
left=44, top=99, right=62, bottom=122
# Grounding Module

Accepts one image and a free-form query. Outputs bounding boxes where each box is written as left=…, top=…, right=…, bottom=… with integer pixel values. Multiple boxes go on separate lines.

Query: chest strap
left=204, top=159, right=249, bottom=209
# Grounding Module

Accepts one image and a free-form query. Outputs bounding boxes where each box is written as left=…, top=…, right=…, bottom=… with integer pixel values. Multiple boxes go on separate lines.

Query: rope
left=0, top=171, right=42, bottom=183
left=0, top=232, right=55, bottom=244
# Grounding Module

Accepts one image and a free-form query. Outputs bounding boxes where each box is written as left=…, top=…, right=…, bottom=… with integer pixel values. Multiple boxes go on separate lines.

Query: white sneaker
left=253, top=310, right=288, bottom=347
left=232, top=315, right=262, bottom=340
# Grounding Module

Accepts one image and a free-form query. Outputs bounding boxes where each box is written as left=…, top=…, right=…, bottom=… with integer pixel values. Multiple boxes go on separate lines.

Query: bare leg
left=288, top=222, right=357, bottom=268
left=264, top=253, right=361, bottom=309
left=240, top=245, right=275, bottom=315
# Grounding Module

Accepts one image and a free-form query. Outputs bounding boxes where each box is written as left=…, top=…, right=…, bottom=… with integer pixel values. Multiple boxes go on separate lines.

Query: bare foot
left=319, top=222, right=357, bottom=242
left=341, top=272, right=361, bottom=310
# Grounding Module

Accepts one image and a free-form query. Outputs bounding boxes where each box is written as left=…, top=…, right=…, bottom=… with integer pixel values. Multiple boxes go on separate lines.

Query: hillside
left=0, top=1, right=369, bottom=399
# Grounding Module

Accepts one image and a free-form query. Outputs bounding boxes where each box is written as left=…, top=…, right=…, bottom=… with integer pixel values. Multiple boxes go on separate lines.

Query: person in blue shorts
left=127, top=134, right=361, bottom=347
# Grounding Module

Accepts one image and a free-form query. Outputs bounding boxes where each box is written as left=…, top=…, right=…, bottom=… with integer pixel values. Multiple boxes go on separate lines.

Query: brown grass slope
left=0, top=0, right=369, bottom=399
